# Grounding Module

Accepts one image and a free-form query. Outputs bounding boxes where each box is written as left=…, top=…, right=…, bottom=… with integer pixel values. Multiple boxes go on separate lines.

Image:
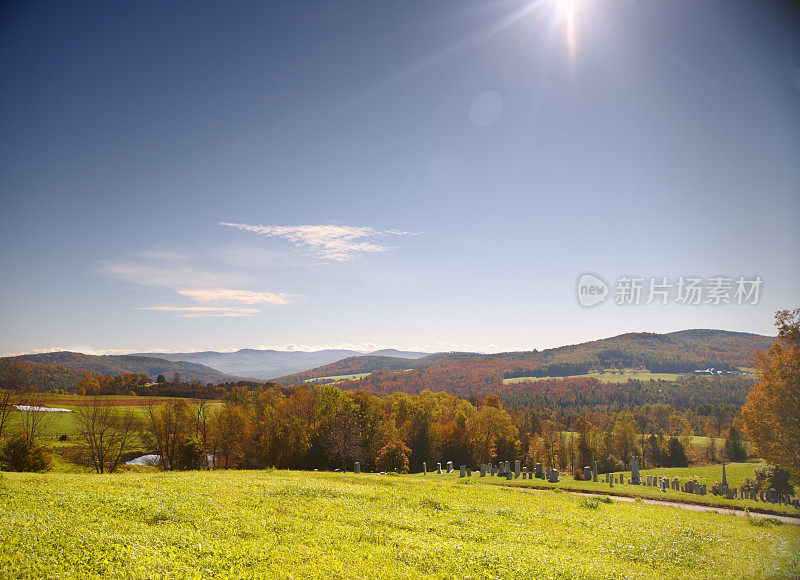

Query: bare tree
left=18, top=390, right=53, bottom=447
left=143, top=398, right=192, bottom=470
left=76, top=397, right=139, bottom=473
left=0, top=367, right=25, bottom=440
left=0, top=388, right=17, bottom=440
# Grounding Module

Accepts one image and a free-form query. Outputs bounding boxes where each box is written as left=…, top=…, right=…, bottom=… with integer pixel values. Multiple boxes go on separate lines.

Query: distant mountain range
left=0, top=330, right=775, bottom=395
left=132, top=348, right=431, bottom=379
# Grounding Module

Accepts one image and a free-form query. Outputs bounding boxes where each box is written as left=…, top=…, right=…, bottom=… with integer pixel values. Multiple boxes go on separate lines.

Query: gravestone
left=593, top=461, right=598, bottom=482
left=515, top=460, right=521, bottom=479
left=447, top=461, right=454, bottom=473
left=547, top=468, right=559, bottom=483
left=630, top=456, right=640, bottom=485
left=673, top=477, right=679, bottom=491
left=437, top=462, right=442, bottom=474
left=354, top=462, right=361, bottom=474
left=722, top=462, right=728, bottom=489
left=460, top=465, right=466, bottom=478
left=423, top=462, right=427, bottom=475
left=480, top=464, right=486, bottom=477
left=535, top=463, right=544, bottom=479
left=466, top=468, right=471, bottom=477
left=620, top=474, right=624, bottom=485
left=609, top=474, right=613, bottom=488
left=582, top=466, right=591, bottom=481
left=647, top=475, right=653, bottom=486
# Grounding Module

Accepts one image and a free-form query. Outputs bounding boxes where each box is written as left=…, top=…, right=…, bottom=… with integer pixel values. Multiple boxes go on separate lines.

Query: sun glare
left=552, top=0, right=580, bottom=66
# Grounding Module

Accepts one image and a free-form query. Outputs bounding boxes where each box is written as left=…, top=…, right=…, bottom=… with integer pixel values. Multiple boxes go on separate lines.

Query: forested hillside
left=0, top=359, right=86, bottom=392
left=1, top=352, right=234, bottom=387
left=276, top=330, right=773, bottom=399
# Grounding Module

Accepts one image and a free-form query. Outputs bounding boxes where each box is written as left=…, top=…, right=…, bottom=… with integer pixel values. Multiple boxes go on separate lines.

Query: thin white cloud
left=97, top=254, right=295, bottom=317
left=177, top=288, right=294, bottom=305
left=219, top=223, right=420, bottom=262
left=138, top=249, right=194, bottom=261
left=98, top=260, right=249, bottom=289
left=135, top=306, right=259, bottom=318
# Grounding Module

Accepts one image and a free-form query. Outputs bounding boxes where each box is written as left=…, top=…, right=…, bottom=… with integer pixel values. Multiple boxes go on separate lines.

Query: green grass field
left=2, top=398, right=221, bottom=472
left=482, top=462, right=800, bottom=517
left=304, top=372, right=372, bottom=384
left=503, top=369, right=681, bottom=385
left=0, top=469, right=797, bottom=579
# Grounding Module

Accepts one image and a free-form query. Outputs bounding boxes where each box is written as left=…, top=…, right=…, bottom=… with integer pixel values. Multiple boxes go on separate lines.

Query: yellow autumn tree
left=741, top=309, right=800, bottom=484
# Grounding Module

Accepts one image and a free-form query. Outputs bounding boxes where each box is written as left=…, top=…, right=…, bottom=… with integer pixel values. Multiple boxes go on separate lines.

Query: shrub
left=176, top=438, right=205, bottom=470
left=0, top=433, right=51, bottom=472
left=573, top=469, right=585, bottom=481
left=580, top=497, right=600, bottom=509
left=748, top=465, right=795, bottom=496
left=375, top=440, right=411, bottom=474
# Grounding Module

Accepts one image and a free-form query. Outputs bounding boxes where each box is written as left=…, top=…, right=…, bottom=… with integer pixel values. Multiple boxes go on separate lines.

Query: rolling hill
left=275, top=329, right=775, bottom=398
left=2, top=352, right=235, bottom=386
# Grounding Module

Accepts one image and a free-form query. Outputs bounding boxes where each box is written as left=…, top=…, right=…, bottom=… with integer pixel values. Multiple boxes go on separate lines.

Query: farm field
left=304, top=372, right=372, bottom=383
left=1, top=470, right=798, bottom=579
left=3, top=397, right=220, bottom=440
left=3, top=397, right=222, bottom=472
left=503, top=369, right=682, bottom=385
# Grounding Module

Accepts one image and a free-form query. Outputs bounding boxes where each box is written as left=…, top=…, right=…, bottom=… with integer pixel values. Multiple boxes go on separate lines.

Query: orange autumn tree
left=742, top=309, right=800, bottom=484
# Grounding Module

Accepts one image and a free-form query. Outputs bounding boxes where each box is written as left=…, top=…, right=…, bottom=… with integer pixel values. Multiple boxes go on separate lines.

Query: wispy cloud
left=98, top=259, right=248, bottom=288
left=98, top=250, right=296, bottom=317
left=135, top=306, right=259, bottom=318
left=219, top=223, right=420, bottom=261
left=177, top=288, right=294, bottom=305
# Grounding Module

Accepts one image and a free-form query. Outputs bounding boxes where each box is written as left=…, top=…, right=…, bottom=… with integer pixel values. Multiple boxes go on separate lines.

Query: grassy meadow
left=1, top=469, right=798, bottom=579
left=503, top=369, right=682, bottom=385
left=304, top=372, right=372, bottom=384
left=482, top=463, right=800, bottom=517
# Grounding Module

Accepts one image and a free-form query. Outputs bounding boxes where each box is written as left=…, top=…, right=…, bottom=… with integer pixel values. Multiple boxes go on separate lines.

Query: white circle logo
left=577, top=273, right=608, bottom=307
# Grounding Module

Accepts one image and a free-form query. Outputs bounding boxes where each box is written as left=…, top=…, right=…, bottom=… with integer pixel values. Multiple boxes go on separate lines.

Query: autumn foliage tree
left=742, top=308, right=800, bottom=484
left=375, top=439, right=411, bottom=473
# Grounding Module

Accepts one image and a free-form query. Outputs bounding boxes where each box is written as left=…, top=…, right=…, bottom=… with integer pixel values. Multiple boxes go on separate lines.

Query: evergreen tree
left=666, top=436, right=688, bottom=467
left=723, top=425, right=747, bottom=462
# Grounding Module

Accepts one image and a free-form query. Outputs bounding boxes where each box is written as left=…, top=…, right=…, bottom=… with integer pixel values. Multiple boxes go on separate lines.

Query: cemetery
left=409, top=457, right=800, bottom=519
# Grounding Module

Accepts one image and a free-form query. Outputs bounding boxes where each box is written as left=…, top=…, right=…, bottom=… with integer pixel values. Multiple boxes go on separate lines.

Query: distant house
left=693, top=368, right=741, bottom=376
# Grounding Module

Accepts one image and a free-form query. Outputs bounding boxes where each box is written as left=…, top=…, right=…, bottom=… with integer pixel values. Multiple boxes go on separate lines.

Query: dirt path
left=515, top=487, right=800, bottom=525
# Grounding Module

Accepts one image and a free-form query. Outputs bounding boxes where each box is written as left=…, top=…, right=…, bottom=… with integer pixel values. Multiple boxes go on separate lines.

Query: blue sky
left=1, top=0, right=799, bottom=355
